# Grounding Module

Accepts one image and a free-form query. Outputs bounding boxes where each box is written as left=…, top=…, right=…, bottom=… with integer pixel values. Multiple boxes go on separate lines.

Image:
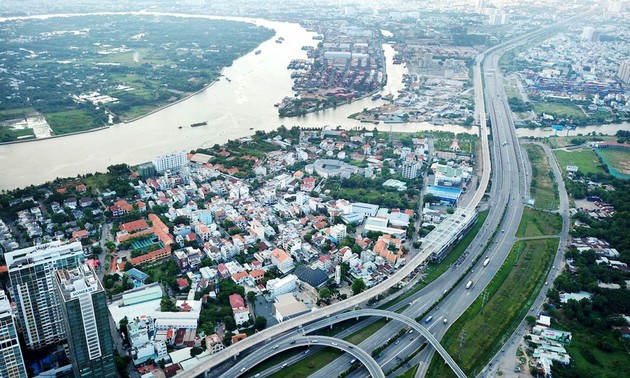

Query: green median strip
left=426, top=238, right=558, bottom=377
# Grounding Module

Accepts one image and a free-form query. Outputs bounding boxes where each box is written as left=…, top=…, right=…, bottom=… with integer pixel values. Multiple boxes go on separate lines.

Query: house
left=270, top=248, right=295, bottom=274
left=205, top=334, right=224, bottom=354
left=176, top=278, right=190, bottom=291
left=229, top=294, right=250, bottom=326
left=79, top=198, right=94, bottom=208
left=111, top=200, right=134, bottom=216
left=72, top=229, right=89, bottom=240
left=119, top=219, right=150, bottom=234
left=249, top=269, right=265, bottom=284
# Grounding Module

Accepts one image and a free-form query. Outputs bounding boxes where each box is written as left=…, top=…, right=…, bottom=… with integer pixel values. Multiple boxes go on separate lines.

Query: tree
left=247, top=291, right=256, bottom=303
left=423, top=193, right=436, bottom=204
left=352, top=278, right=366, bottom=295
left=319, top=287, right=332, bottom=300
left=160, top=295, right=177, bottom=312
left=254, top=315, right=268, bottom=331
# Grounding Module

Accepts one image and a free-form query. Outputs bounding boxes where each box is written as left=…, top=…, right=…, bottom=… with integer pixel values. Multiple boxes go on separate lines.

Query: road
left=478, top=141, right=571, bottom=378
left=226, top=335, right=385, bottom=378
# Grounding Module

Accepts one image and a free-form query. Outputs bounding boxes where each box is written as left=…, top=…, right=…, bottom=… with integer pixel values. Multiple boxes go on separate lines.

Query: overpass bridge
left=225, top=309, right=466, bottom=378
left=226, top=335, right=384, bottom=378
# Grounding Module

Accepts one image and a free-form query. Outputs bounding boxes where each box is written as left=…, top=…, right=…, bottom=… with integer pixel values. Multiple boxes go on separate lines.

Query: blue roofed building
left=427, top=186, right=462, bottom=205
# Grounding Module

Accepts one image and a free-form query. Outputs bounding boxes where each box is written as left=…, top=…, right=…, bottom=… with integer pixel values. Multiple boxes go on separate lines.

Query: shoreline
left=120, top=68, right=227, bottom=124
left=0, top=12, right=277, bottom=145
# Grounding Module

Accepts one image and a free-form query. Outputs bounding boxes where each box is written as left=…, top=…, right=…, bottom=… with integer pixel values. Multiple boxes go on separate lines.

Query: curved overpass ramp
left=226, top=335, right=384, bottom=378
left=301, top=309, right=466, bottom=378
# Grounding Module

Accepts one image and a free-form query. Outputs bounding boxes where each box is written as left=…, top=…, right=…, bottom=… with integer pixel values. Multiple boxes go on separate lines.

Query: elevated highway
left=226, top=335, right=384, bottom=378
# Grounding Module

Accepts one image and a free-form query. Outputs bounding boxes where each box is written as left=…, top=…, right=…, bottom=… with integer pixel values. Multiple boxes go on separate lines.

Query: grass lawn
left=545, top=135, right=616, bottom=149
left=0, top=126, right=35, bottom=142
left=267, top=349, right=342, bottom=378
left=0, top=107, right=38, bottom=121
left=344, top=319, right=387, bottom=345
left=83, top=172, right=114, bottom=191
left=379, top=210, right=489, bottom=309
left=516, top=207, right=562, bottom=237
left=532, top=101, right=586, bottom=120
left=427, top=238, right=558, bottom=378
left=397, top=364, right=419, bottom=378
left=525, top=144, right=559, bottom=210
left=596, top=148, right=630, bottom=178
left=45, top=109, right=103, bottom=134
left=554, top=149, right=606, bottom=176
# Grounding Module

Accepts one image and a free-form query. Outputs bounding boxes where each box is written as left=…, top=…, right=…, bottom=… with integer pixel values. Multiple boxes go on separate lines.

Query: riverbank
left=0, top=125, right=109, bottom=146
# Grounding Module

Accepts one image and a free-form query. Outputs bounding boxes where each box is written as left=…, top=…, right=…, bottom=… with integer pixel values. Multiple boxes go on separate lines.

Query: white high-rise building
left=0, top=290, right=27, bottom=378
left=6, top=241, right=85, bottom=350
left=581, top=27, right=595, bottom=41
left=152, top=151, right=187, bottom=173
left=401, top=161, right=420, bottom=179
left=618, top=60, right=630, bottom=84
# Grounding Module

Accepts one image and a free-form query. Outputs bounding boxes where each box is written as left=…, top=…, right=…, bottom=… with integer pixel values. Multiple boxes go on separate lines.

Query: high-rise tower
left=6, top=241, right=84, bottom=350
left=56, top=264, right=117, bottom=378
left=0, top=290, right=28, bottom=378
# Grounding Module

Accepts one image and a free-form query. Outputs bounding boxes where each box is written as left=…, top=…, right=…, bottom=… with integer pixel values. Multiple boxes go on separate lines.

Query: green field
left=0, top=126, right=35, bottom=142
left=554, top=149, right=606, bottom=176
left=0, top=107, right=38, bottom=122
left=525, top=144, right=559, bottom=210
left=596, top=148, right=630, bottom=179
left=45, top=109, right=103, bottom=134
left=516, top=207, right=562, bottom=237
left=397, top=364, right=419, bottom=378
left=532, top=101, right=586, bottom=120
left=427, top=238, right=558, bottom=378
left=267, top=349, right=342, bottom=378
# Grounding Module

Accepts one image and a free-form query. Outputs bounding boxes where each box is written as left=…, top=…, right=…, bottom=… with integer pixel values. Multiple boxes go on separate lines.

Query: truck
left=483, top=257, right=490, bottom=267
left=465, top=280, right=474, bottom=289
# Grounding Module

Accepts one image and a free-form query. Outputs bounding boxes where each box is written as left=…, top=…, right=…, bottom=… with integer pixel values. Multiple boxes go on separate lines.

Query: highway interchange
left=178, top=9, right=595, bottom=378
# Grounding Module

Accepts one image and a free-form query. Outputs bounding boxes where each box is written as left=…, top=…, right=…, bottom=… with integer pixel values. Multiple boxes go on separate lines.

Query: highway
left=224, top=335, right=385, bottom=378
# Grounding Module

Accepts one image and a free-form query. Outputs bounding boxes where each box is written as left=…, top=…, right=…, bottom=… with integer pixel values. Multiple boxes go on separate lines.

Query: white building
left=270, top=248, right=295, bottom=274
left=152, top=151, right=187, bottom=173
left=6, top=241, right=85, bottom=350
left=0, top=290, right=27, bottom=378
left=618, top=60, right=630, bottom=84
left=401, top=161, right=420, bottom=179
left=266, top=274, right=297, bottom=298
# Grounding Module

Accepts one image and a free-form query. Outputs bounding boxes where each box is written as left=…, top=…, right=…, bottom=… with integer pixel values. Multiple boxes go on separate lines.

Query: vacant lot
left=596, top=148, right=630, bottom=179
left=525, top=144, right=559, bottom=210
left=554, top=149, right=606, bottom=176
left=532, top=101, right=585, bottom=120
left=45, top=110, right=103, bottom=134
left=516, top=207, right=562, bottom=237
left=427, top=238, right=558, bottom=378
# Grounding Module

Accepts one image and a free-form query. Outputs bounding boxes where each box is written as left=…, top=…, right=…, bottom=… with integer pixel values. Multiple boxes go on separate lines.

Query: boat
left=190, top=121, right=208, bottom=127
left=371, top=94, right=382, bottom=101
left=225, top=77, right=232, bottom=82
left=178, top=126, right=183, bottom=129
left=249, top=127, right=254, bottom=130
left=255, top=50, right=261, bottom=55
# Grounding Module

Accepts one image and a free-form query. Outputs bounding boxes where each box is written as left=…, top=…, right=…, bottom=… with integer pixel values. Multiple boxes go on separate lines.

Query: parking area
left=252, top=295, right=279, bottom=327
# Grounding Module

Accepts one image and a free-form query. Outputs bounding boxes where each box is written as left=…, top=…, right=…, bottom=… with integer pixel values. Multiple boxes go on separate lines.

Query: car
left=443, top=318, right=448, bottom=324
left=348, top=345, right=353, bottom=349
left=282, top=363, right=288, bottom=368
left=273, top=345, right=279, bottom=350
left=350, top=359, right=356, bottom=364
left=290, top=340, right=296, bottom=345
left=331, top=342, right=338, bottom=346
left=312, top=340, right=318, bottom=343
left=304, top=350, right=309, bottom=355
left=395, top=340, right=400, bottom=345
left=240, top=368, right=246, bottom=373
left=255, top=374, right=260, bottom=378
left=409, top=329, right=414, bottom=333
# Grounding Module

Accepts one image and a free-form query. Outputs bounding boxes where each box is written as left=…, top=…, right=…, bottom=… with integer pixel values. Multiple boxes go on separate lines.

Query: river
left=0, top=12, right=625, bottom=190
